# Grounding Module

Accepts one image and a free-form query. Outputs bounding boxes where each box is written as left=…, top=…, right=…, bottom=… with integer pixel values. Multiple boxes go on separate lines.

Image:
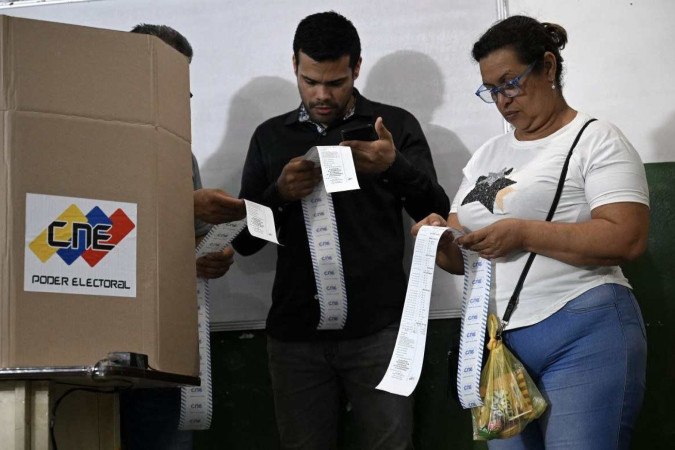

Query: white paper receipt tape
left=178, top=219, right=246, bottom=430
left=301, top=147, right=353, bottom=329
left=376, top=225, right=491, bottom=407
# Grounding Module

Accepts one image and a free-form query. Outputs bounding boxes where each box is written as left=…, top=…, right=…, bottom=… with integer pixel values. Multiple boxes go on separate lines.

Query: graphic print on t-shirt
left=461, top=168, right=516, bottom=213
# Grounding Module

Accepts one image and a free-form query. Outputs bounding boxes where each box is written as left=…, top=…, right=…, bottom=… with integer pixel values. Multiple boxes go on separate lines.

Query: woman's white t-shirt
left=450, top=112, right=649, bottom=330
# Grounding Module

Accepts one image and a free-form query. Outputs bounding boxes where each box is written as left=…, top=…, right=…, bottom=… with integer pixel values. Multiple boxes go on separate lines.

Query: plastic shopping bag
left=471, top=314, right=547, bottom=440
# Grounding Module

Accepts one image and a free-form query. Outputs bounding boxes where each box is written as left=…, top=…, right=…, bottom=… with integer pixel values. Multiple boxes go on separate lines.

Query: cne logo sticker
left=24, top=194, right=138, bottom=298
left=29, top=204, right=135, bottom=266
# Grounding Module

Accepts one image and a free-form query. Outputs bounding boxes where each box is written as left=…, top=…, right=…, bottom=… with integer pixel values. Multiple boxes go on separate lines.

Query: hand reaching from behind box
left=194, top=188, right=246, bottom=224
left=196, top=246, right=235, bottom=279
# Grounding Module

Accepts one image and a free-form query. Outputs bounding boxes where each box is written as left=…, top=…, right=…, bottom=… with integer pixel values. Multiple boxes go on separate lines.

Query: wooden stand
left=0, top=366, right=199, bottom=449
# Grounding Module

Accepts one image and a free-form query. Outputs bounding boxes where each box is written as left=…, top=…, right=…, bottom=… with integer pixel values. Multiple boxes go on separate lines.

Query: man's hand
left=342, top=117, right=396, bottom=174
left=276, top=156, right=322, bottom=202
left=412, top=213, right=454, bottom=256
left=194, top=189, right=245, bottom=224
left=411, top=213, right=448, bottom=236
left=412, top=213, right=464, bottom=274
left=196, top=247, right=235, bottom=279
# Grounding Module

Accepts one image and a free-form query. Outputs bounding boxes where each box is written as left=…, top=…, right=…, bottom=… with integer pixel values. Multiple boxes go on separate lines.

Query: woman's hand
left=457, top=218, right=526, bottom=260
left=457, top=202, right=649, bottom=266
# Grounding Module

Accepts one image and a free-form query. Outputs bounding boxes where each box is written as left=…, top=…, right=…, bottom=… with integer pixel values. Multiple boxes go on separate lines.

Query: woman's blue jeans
left=488, top=283, right=647, bottom=450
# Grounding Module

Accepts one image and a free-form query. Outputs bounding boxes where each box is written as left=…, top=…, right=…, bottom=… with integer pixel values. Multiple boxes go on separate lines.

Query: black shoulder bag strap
left=499, top=118, right=597, bottom=335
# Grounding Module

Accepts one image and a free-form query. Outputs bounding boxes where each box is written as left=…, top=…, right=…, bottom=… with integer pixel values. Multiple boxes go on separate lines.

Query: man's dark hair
left=131, top=23, right=193, bottom=62
left=472, top=15, right=568, bottom=89
left=293, top=11, right=361, bottom=70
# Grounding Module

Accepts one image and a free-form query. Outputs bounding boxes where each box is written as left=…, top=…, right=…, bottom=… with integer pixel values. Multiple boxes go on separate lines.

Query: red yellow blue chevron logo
left=29, top=203, right=135, bottom=267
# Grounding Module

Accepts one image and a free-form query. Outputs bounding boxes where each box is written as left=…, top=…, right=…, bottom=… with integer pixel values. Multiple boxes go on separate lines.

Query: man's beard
left=306, top=94, right=352, bottom=125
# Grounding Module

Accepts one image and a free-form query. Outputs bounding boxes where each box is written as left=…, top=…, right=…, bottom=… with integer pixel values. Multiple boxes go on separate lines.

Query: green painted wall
left=623, top=163, right=675, bottom=449
left=196, top=162, right=674, bottom=450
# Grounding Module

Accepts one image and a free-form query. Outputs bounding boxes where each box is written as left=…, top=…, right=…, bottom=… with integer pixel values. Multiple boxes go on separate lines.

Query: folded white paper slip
left=244, top=199, right=279, bottom=244
left=305, top=145, right=360, bottom=193
left=376, top=226, right=491, bottom=406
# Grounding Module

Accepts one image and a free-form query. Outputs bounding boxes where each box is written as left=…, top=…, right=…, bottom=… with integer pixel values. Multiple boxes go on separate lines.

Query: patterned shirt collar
left=298, top=95, right=356, bottom=134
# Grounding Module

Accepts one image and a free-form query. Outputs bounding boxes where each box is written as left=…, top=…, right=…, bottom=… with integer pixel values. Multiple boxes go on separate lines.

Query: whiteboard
left=6, top=0, right=671, bottom=330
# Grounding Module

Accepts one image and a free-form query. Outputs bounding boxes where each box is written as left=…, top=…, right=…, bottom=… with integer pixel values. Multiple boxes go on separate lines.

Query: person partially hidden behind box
left=119, top=24, right=246, bottom=450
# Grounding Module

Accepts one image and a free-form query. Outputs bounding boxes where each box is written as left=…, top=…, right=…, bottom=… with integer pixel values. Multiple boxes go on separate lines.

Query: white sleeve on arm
left=583, top=125, right=650, bottom=210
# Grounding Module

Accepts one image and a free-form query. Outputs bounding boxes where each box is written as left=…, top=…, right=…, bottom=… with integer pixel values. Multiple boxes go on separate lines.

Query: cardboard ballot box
left=0, top=16, right=198, bottom=376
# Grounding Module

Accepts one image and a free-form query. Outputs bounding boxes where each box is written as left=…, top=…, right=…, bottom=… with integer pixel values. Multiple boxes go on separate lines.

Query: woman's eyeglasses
left=475, top=62, right=536, bottom=103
